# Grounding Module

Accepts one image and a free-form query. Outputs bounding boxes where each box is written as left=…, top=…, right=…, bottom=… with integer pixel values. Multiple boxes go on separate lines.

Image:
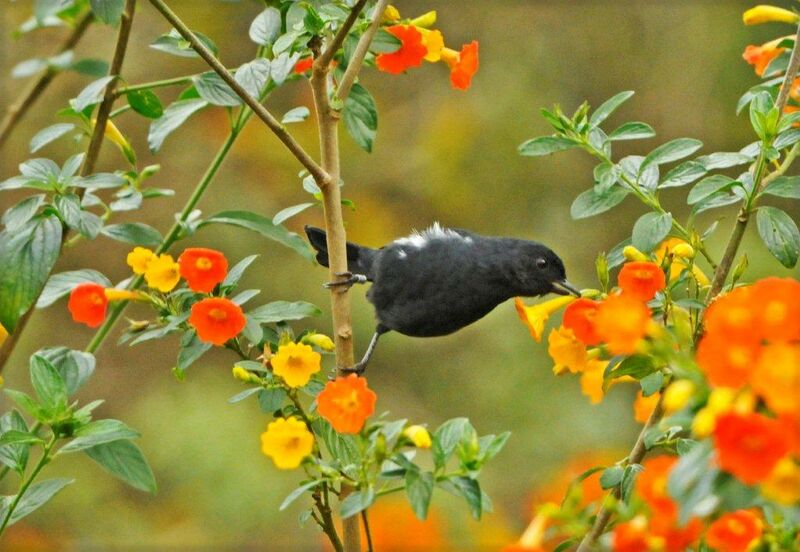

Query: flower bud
left=671, top=243, right=695, bottom=259
left=595, top=252, right=609, bottom=291
left=403, top=425, right=432, bottom=448
left=623, top=245, right=648, bottom=262
left=409, top=10, right=437, bottom=28
left=731, top=254, right=749, bottom=287
left=126, top=319, right=150, bottom=333
left=382, top=5, right=400, bottom=22
left=743, top=5, right=800, bottom=25
left=95, top=118, right=136, bottom=165
left=232, top=365, right=260, bottom=384
left=663, top=379, right=695, bottom=414
left=692, top=406, right=716, bottom=437
left=104, top=288, right=144, bottom=302
left=302, top=332, right=335, bottom=352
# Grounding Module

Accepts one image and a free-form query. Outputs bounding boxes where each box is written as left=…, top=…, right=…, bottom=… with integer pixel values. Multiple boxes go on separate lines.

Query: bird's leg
left=339, top=331, right=382, bottom=376
left=323, top=271, right=368, bottom=290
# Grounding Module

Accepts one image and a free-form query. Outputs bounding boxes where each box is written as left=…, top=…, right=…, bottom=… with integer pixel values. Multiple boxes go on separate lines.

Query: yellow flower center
left=725, top=307, right=751, bottom=327
left=728, top=345, right=751, bottom=368
left=195, top=257, right=213, bottom=271
left=286, top=436, right=301, bottom=450
left=91, top=293, right=104, bottom=306
left=632, top=269, right=652, bottom=280
left=728, top=518, right=746, bottom=536
left=334, top=391, right=360, bottom=411
left=208, top=308, right=228, bottom=321
left=764, top=301, right=787, bottom=324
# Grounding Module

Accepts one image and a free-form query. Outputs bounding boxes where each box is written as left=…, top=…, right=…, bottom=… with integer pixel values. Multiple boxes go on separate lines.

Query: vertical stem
left=0, top=11, right=93, bottom=152
left=0, top=434, right=57, bottom=536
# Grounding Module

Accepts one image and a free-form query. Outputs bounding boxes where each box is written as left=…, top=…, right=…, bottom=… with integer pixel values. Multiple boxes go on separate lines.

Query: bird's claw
left=339, top=363, right=366, bottom=377
left=323, top=271, right=367, bottom=290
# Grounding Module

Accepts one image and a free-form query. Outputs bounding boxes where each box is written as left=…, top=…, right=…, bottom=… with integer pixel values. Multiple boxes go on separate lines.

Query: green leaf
left=590, top=91, right=634, bottom=126
left=200, top=210, right=314, bottom=262
left=234, top=59, right=271, bottom=99
left=279, top=480, right=321, bottom=511
left=54, top=194, right=102, bottom=239
left=36, top=269, right=110, bottom=308
left=3, top=195, right=45, bottom=232
left=0, top=430, right=43, bottom=447
left=340, top=487, right=375, bottom=519
left=29, top=355, right=68, bottom=412
left=640, top=371, right=664, bottom=397
left=659, top=161, right=707, bottom=188
left=281, top=107, right=310, bottom=125
left=518, top=136, right=577, bottom=156
left=479, top=431, right=511, bottom=463
left=757, top=206, right=800, bottom=268
left=150, top=29, right=218, bottom=58
left=0, top=411, right=30, bottom=474
left=370, top=28, right=402, bottom=53
left=313, top=419, right=359, bottom=466
left=761, top=175, right=800, bottom=199
left=84, top=440, right=157, bottom=493
left=60, top=419, right=140, bottom=453
left=405, top=470, right=434, bottom=520
left=148, top=99, right=208, bottom=153
left=127, top=89, right=163, bottom=119
left=6, top=478, right=73, bottom=526
left=71, top=58, right=109, bottom=77
left=570, top=187, right=629, bottom=219
left=222, top=255, right=258, bottom=288
left=72, top=173, right=126, bottom=189
left=773, top=128, right=800, bottom=149
left=608, top=121, right=654, bottom=141
left=249, top=7, right=282, bottom=46
left=620, top=464, right=643, bottom=504
left=177, top=331, right=212, bottom=370
left=605, top=355, right=655, bottom=381
left=446, top=476, right=483, bottom=519
left=599, top=466, right=623, bottom=489
left=343, top=83, right=377, bottom=152
left=73, top=76, right=115, bottom=112
left=641, top=138, right=703, bottom=170
left=101, top=223, right=163, bottom=247
left=432, top=418, right=470, bottom=470
left=258, top=388, right=287, bottom=412
left=0, top=216, right=62, bottom=331
left=3, top=390, right=45, bottom=422
left=227, top=387, right=261, bottom=404
left=12, top=58, right=47, bottom=78
left=631, top=212, right=672, bottom=252
left=687, top=175, right=738, bottom=205
left=193, top=72, right=241, bottom=107
left=29, top=123, right=75, bottom=153
left=247, top=301, right=321, bottom=324
left=272, top=203, right=314, bottom=226
left=36, top=347, right=96, bottom=396
left=695, top=152, right=753, bottom=170
left=89, top=0, right=124, bottom=24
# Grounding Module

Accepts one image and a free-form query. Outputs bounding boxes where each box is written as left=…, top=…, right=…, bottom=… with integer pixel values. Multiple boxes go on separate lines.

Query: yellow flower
left=547, top=325, right=589, bottom=374
left=671, top=243, right=695, bottom=259
left=515, top=295, right=576, bottom=342
left=94, top=118, right=136, bottom=164
left=301, top=332, right=335, bottom=352
left=760, top=458, right=800, bottom=505
left=419, top=28, right=444, bottom=62
left=103, top=288, right=144, bottom=302
left=692, top=406, right=716, bottom=438
left=743, top=4, right=800, bottom=25
left=127, top=247, right=156, bottom=275
left=691, top=388, right=755, bottom=437
left=622, top=245, right=649, bottom=262
left=579, top=360, right=607, bottom=404
left=403, top=425, right=432, bottom=448
left=382, top=4, right=400, bottom=22
left=260, top=417, right=314, bottom=470
left=655, top=238, right=709, bottom=286
left=271, top=342, right=321, bottom=388
left=144, top=254, right=180, bottom=292
left=0, top=323, right=7, bottom=348
left=409, top=10, right=437, bottom=28
left=662, top=379, right=696, bottom=414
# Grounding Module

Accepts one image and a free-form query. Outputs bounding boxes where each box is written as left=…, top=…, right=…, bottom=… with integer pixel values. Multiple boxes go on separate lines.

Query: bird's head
left=512, top=243, right=581, bottom=298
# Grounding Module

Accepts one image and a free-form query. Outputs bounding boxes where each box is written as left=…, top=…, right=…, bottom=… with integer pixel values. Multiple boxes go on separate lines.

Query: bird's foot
left=339, top=362, right=366, bottom=377
left=323, top=271, right=367, bottom=290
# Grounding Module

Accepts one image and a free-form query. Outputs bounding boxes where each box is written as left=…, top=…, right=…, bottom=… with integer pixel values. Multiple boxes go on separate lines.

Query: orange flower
left=705, top=510, right=763, bottom=552
left=563, top=298, right=601, bottom=346
left=638, top=456, right=678, bottom=521
left=618, top=262, right=666, bottom=302
left=376, top=25, right=427, bottom=74
left=780, top=411, right=800, bottom=456
left=742, top=39, right=784, bottom=76
left=178, top=247, right=228, bottom=293
left=188, top=297, right=246, bottom=345
left=293, top=56, right=313, bottom=74
left=656, top=518, right=703, bottom=552
left=703, top=286, right=759, bottom=343
left=68, top=283, right=108, bottom=328
left=595, top=294, right=651, bottom=355
left=633, top=391, right=660, bottom=423
left=317, top=374, right=377, bottom=434
left=441, top=41, right=479, bottom=90
left=713, top=412, right=791, bottom=484
left=752, top=277, right=800, bottom=342
left=751, top=342, right=800, bottom=415
left=696, top=334, right=761, bottom=388
left=612, top=517, right=650, bottom=552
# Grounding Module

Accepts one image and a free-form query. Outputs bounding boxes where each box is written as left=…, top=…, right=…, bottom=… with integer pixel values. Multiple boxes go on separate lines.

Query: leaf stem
left=0, top=433, right=58, bottom=536
left=0, top=10, right=93, bottom=152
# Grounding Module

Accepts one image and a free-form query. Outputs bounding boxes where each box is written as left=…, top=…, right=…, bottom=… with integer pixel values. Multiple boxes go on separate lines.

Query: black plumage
left=306, top=224, right=579, bottom=373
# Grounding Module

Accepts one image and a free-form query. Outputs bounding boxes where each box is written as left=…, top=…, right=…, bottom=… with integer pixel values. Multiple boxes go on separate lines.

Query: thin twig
left=361, top=509, right=374, bottom=552
left=0, top=0, right=136, bottom=375
left=146, top=0, right=330, bottom=186
left=316, top=0, right=369, bottom=70
left=0, top=10, right=93, bottom=152
left=336, top=0, right=390, bottom=103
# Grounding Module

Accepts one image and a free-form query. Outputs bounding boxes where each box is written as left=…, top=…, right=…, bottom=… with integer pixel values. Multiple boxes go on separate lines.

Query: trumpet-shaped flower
left=618, top=261, right=666, bottom=302
left=752, top=277, right=800, bottom=342
left=403, top=425, right=432, bottom=448
left=751, top=342, right=800, bottom=415
left=547, top=325, right=589, bottom=374
left=703, top=285, right=759, bottom=343
left=760, top=457, right=800, bottom=505
left=317, top=374, right=377, bottom=434
left=178, top=247, right=228, bottom=293
left=563, top=298, right=601, bottom=346
left=696, top=334, right=761, bottom=388
left=714, top=412, right=790, bottom=484
left=68, top=283, right=108, bottom=328
left=419, top=28, right=444, bottom=62
left=743, top=5, right=800, bottom=25
left=260, top=417, right=314, bottom=469
left=441, top=41, right=479, bottom=90
left=654, top=238, right=707, bottom=285
left=742, top=38, right=785, bottom=76
left=594, top=294, right=651, bottom=355
left=127, top=246, right=156, bottom=275
left=705, top=510, right=763, bottom=552
left=144, top=253, right=181, bottom=293
left=376, top=25, right=427, bottom=74
left=579, top=360, right=607, bottom=404
left=515, top=295, right=576, bottom=342
left=271, top=342, right=321, bottom=388
left=188, top=297, right=246, bottom=345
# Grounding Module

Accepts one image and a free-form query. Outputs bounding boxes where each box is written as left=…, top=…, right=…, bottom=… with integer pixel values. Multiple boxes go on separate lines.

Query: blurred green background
left=1, top=1, right=799, bottom=549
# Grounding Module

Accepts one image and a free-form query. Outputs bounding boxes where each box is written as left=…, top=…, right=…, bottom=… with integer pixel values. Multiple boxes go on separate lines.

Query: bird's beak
left=551, top=279, right=582, bottom=297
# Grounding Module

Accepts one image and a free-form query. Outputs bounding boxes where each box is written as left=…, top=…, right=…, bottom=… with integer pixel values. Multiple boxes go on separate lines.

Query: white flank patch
left=394, top=222, right=472, bottom=248
left=397, top=250, right=407, bottom=259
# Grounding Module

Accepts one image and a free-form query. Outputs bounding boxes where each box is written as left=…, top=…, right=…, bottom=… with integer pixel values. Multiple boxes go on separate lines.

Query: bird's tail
left=305, top=226, right=377, bottom=281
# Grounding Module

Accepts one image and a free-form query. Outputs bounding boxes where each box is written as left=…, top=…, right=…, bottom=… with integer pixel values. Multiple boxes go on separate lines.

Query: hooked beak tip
left=552, top=279, right=582, bottom=297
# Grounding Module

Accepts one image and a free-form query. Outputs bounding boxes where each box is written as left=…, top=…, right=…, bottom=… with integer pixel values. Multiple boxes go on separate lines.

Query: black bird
left=305, top=223, right=580, bottom=374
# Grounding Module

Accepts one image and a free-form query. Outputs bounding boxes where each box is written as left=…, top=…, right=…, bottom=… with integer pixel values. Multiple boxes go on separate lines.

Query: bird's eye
left=536, top=258, right=548, bottom=269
